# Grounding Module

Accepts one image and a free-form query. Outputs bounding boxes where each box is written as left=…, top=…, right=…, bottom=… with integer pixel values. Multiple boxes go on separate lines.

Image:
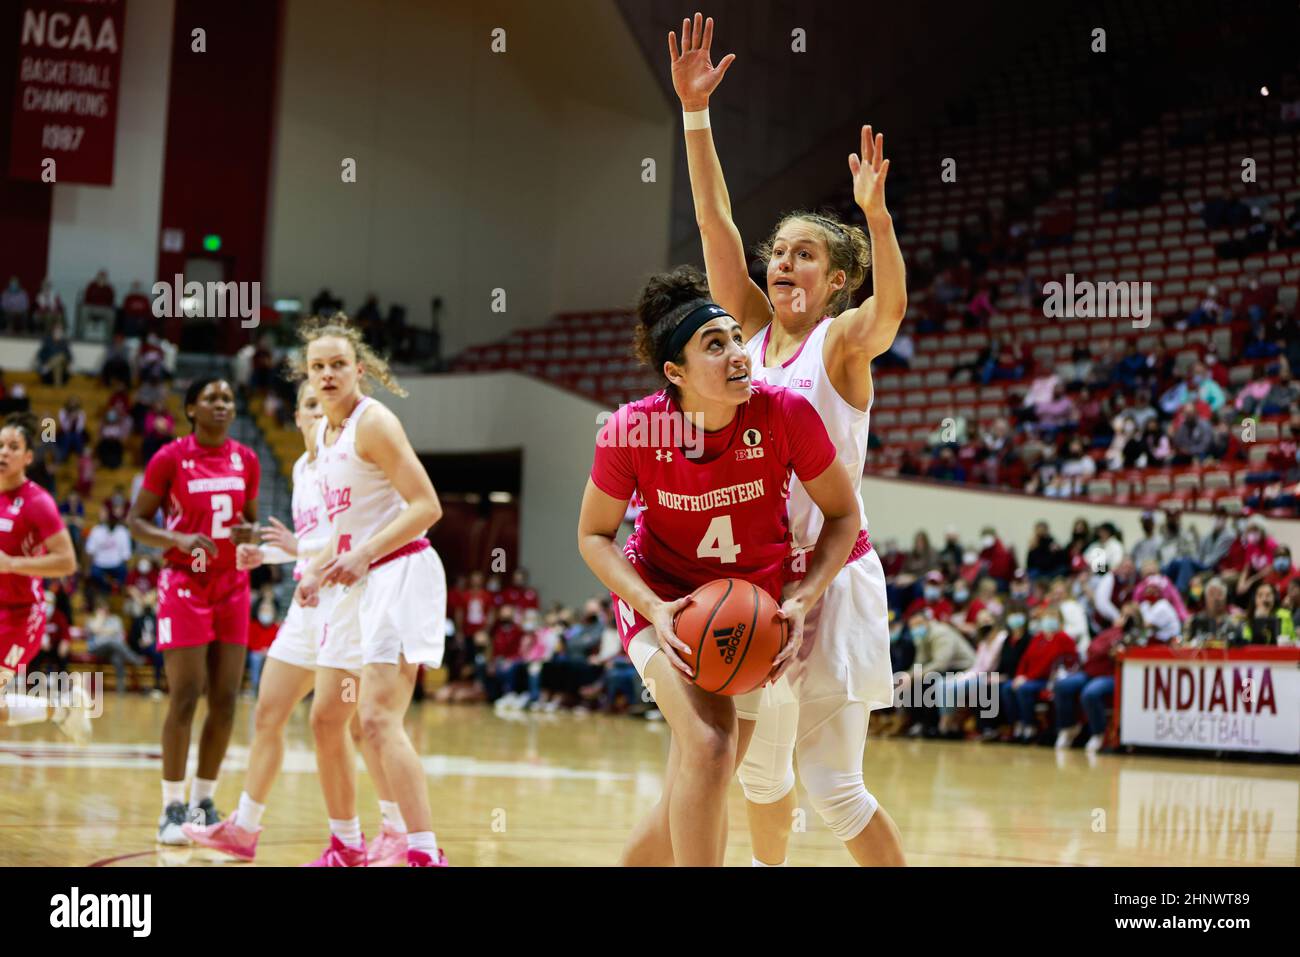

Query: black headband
left=657, top=302, right=731, bottom=369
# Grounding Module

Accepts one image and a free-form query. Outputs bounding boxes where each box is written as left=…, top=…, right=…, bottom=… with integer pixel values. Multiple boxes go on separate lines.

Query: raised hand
left=260, top=516, right=297, bottom=556
left=849, top=124, right=891, bottom=220
left=668, top=12, right=736, bottom=111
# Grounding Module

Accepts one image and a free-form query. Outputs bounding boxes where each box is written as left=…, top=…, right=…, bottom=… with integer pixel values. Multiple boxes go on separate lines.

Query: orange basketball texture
left=673, top=578, right=788, bottom=695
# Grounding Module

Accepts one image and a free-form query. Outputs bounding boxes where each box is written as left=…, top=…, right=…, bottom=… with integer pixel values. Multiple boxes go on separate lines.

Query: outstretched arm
left=834, top=125, right=907, bottom=359
left=670, top=13, right=772, bottom=339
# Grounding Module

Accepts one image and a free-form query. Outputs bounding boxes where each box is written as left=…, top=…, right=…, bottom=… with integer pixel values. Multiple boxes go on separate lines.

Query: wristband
left=682, top=107, right=710, bottom=131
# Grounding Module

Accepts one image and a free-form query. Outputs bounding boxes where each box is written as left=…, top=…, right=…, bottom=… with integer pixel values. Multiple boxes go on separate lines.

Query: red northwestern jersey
left=142, top=435, right=260, bottom=574
left=590, top=383, right=837, bottom=599
left=0, top=480, right=64, bottom=606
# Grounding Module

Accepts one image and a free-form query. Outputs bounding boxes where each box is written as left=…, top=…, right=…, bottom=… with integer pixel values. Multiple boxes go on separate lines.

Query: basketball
left=674, top=578, right=788, bottom=695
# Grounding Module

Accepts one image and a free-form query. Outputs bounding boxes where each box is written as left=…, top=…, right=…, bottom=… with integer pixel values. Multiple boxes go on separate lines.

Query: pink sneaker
left=183, top=814, right=261, bottom=861
left=302, top=834, right=367, bottom=867
left=366, top=825, right=408, bottom=867
left=406, top=848, right=449, bottom=867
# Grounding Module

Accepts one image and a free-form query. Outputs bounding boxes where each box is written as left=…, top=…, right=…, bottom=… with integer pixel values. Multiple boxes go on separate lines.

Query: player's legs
left=194, top=639, right=247, bottom=782
left=739, top=700, right=800, bottom=865
left=634, top=652, right=741, bottom=867
left=244, top=657, right=315, bottom=803
left=310, top=667, right=360, bottom=820
left=348, top=710, right=396, bottom=803
left=160, top=644, right=207, bottom=781
left=796, top=698, right=904, bottom=866
left=357, top=659, right=429, bottom=832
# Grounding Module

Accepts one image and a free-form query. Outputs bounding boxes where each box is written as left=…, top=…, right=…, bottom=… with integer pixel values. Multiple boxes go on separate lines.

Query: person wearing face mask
left=1240, top=581, right=1295, bottom=646
left=936, top=610, right=1004, bottom=739
left=895, top=612, right=975, bottom=737
left=1137, top=582, right=1181, bottom=642
left=1264, top=545, right=1299, bottom=594
left=903, top=570, right=954, bottom=622
left=997, top=607, right=1078, bottom=743
left=1054, top=602, right=1138, bottom=753
left=243, top=586, right=280, bottom=695
left=1165, top=508, right=1235, bottom=594
left=1232, top=521, right=1279, bottom=606
left=1184, top=578, right=1243, bottom=646
left=977, top=526, right=1016, bottom=585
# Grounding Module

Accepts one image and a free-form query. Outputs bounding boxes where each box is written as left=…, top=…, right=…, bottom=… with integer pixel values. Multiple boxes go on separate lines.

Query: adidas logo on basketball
left=713, top=624, right=745, bottom=664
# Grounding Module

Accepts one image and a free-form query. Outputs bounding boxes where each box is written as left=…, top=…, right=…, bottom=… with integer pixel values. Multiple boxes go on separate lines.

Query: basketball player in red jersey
left=670, top=13, right=907, bottom=866
left=578, top=268, right=861, bottom=866
left=127, top=378, right=261, bottom=844
left=293, top=316, right=448, bottom=867
left=0, top=413, right=85, bottom=741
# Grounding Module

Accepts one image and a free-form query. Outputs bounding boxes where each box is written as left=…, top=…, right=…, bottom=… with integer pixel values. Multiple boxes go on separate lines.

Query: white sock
left=162, top=779, right=186, bottom=810
left=408, top=831, right=438, bottom=856
left=378, top=800, right=406, bottom=833
left=752, top=856, right=788, bottom=867
left=190, top=777, right=217, bottom=808
left=329, top=817, right=363, bottom=849
left=237, top=792, right=266, bottom=830
left=4, top=692, right=49, bottom=726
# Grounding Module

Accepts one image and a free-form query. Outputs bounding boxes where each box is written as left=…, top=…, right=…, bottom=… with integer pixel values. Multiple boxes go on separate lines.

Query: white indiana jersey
left=745, top=317, right=870, bottom=549
left=315, top=395, right=406, bottom=555
left=289, top=452, right=328, bottom=578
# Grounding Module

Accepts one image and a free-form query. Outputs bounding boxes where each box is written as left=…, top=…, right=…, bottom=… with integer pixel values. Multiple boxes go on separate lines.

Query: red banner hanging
left=8, top=0, right=127, bottom=186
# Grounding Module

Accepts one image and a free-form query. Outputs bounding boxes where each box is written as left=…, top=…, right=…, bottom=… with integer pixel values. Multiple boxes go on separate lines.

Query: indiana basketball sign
left=8, top=0, right=126, bottom=185
left=1119, top=654, right=1300, bottom=755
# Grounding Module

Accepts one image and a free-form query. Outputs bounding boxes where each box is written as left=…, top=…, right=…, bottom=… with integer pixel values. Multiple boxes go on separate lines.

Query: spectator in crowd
left=80, top=270, right=116, bottom=339
left=997, top=606, right=1078, bottom=743
left=96, top=408, right=130, bottom=469
left=101, top=333, right=133, bottom=388
left=75, top=448, right=95, bottom=498
left=457, top=570, right=492, bottom=639
left=136, top=333, right=168, bottom=382
left=55, top=396, right=88, bottom=464
left=977, top=526, right=1017, bottom=584
left=1163, top=509, right=1234, bottom=593
left=1137, top=418, right=1173, bottom=467
left=58, top=489, right=86, bottom=556
left=1240, top=581, right=1295, bottom=645
left=518, top=612, right=564, bottom=710
left=1057, top=438, right=1096, bottom=495
left=925, top=446, right=966, bottom=482
left=1034, top=383, right=1078, bottom=440
left=36, top=322, right=73, bottom=386
left=246, top=585, right=280, bottom=695
left=85, top=595, right=145, bottom=691
left=895, top=612, right=975, bottom=737
left=1184, top=578, right=1242, bottom=646
left=83, top=505, right=132, bottom=598
left=33, top=279, right=64, bottom=330
left=141, top=404, right=175, bottom=465
left=131, top=372, right=168, bottom=431
left=935, top=609, right=1003, bottom=739
left=1086, top=522, right=1124, bottom=575
left=1046, top=578, right=1090, bottom=651
left=1137, top=581, right=1182, bottom=642
left=501, top=567, right=539, bottom=610
left=1136, top=557, right=1189, bottom=622
left=1130, top=511, right=1164, bottom=569
left=2, top=275, right=31, bottom=332
left=1172, top=403, right=1215, bottom=463
left=481, top=605, right=526, bottom=702
left=905, top=570, right=954, bottom=621
left=1026, top=521, right=1067, bottom=580
left=27, top=446, right=56, bottom=496
left=119, top=281, right=151, bottom=340
left=1053, top=601, right=1135, bottom=753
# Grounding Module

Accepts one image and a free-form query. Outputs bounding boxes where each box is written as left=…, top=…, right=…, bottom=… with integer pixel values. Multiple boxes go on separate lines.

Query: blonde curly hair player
left=664, top=12, right=907, bottom=867
left=292, top=314, right=449, bottom=867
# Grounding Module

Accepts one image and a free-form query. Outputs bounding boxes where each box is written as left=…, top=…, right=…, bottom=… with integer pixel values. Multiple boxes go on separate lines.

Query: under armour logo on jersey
left=231, top=452, right=244, bottom=471
left=656, top=450, right=673, bottom=462
left=181, top=459, right=196, bottom=470
left=177, top=588, right=192, bottom=599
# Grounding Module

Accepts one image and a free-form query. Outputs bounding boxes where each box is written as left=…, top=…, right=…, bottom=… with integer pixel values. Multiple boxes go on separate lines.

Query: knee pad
left=796, top=701, right=878, bottom=841
left=738, top=700, right=798, bottom=805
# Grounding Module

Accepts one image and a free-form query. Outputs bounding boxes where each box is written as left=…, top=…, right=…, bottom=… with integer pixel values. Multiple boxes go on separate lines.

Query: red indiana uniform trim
left=369, top=537, right=430, bottom=570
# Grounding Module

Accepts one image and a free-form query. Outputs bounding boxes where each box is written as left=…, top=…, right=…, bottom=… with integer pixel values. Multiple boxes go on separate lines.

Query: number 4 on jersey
left=696, top=515, right=740, bottom=564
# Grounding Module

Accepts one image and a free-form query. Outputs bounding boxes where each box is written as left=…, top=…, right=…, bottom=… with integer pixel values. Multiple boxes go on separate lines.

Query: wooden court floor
left=2, top=694, right=1297, bottom=866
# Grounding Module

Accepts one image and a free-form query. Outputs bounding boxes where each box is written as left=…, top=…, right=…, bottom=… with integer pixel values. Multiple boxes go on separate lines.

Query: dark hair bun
left=2, top=412, right=42, bottom=450
left=635, top=265, right=709, bottom=329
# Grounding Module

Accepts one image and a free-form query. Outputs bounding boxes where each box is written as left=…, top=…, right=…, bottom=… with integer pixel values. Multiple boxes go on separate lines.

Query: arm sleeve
left=589, top=409, right=637, bottom=501
left=776, top=389, right=839, bottom=483
left=1093, top=575, right=1120, bottom=624
left=141, top=444, right=175, bottom=497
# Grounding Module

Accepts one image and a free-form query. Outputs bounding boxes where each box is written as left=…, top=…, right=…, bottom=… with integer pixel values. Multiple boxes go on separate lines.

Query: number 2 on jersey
left=210, top=494, right=234, bottom=539
left=696, top=515, right=741, bottom=564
